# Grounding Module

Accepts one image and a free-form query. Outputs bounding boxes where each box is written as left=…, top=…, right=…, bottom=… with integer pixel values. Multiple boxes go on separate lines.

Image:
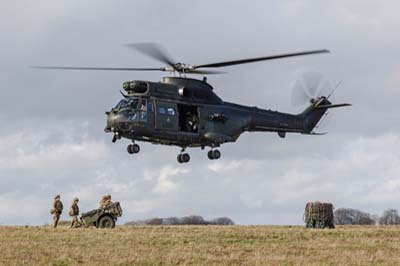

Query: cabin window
left=158, top=106, right=175, bottom=116
left=158, top=107, right=166, bottom=114
left=167, top=108, right=175, bottom=116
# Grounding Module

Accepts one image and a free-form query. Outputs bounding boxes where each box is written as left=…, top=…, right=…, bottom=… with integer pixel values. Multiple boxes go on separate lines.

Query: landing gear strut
left=127, top=143, right=140, bottom=154
left=207, top=149, right=221, bottom=160
left=177, top=148, right=190, bottom=163
left=112, top=132, right=121, bottom=143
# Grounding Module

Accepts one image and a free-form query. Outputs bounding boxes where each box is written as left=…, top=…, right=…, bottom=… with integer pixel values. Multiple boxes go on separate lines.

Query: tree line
left=124, top=215, right=234, bottom=226
left=334, top=208, right=400, bottom=225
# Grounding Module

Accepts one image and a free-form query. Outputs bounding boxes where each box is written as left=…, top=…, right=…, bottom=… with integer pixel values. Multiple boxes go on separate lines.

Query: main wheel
left=132, top=144, right=140, bottom=153
left=182, top=153, right=190, bottom=163
left=127, top=144, right=140, bottom=154
left=98, top=215, right=115, bottom=228
left=177, top=154, right=183, bottom=163
left=127, top=144, right=134, bottom=154
left=212, top=149, right=221, bottom=160
left=208, top=150, right=214, bottom=160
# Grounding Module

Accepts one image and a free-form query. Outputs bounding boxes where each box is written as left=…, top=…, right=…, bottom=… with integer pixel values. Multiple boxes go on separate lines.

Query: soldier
left=99, top=195, right=108, bottom=208
left=50, top=195, right=63, bottom=228
left=99, top=194, right=113, bottom=208
left=69, top=197, right=81, bottom=228
left=105, top=194, right=113, bottom=206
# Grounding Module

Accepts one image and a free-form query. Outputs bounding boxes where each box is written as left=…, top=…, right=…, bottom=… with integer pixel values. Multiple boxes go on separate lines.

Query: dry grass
left=1, top=225, right=400, bottom=265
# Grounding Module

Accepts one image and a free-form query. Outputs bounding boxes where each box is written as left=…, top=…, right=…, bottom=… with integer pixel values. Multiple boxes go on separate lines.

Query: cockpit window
left=139, top=99, right=147, bottom=112
left=113, top=97, right=148, bottom=123
left=115, top=98, right=139, bottom=110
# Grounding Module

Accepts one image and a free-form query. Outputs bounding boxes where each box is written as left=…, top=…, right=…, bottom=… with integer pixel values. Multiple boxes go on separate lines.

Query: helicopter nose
left=104, top=111, right=116, bottom=132
left=105, top=111, right=131, bottom=132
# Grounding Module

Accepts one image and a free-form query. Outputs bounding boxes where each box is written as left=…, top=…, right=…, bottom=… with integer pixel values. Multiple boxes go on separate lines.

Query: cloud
left=0, top=120, right=399, bottom=225
left=207, top=160, right=245, bottom=172
left=153, top=165, right=187, bottom=194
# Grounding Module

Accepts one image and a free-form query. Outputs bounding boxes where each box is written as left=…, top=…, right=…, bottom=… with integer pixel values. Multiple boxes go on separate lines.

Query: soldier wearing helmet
left=69, top=197, right=81, bottom=228
left=105, top=194, right=113, bottom=206
left=50, top=195, right=63, bottom=228
left=99, top=195, right=107, bottom=208
left=99, top=194, right=113, bottom=208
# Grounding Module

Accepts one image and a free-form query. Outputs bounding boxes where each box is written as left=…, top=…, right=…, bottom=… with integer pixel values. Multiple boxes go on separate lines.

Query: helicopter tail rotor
left=291, top=72, right=333, bottom=106
left=292, top=72, right=351, bottom=132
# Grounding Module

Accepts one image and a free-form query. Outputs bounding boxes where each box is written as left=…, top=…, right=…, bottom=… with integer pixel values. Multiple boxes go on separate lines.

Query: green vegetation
left=1, top=225, right=400, bottom=265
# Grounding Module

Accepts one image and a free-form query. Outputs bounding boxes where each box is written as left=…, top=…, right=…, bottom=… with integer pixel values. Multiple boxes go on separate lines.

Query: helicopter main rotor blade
left=193, top=49, right=330, bottom=69
left=186, top=69, right=225, bottom=75
left=31, top=66, right=224, bottom=75
left=125, top=43, right=176, bottom=67
left=31, top=66, right=165, bottom=71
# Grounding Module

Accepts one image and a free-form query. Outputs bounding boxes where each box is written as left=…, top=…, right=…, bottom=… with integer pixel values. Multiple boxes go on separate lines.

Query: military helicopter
left=34, top=43, right=350, bottom=163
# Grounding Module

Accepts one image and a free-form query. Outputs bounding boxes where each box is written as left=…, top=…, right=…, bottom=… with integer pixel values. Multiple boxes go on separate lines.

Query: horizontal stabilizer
left=316, top=103, right=351, bottom=109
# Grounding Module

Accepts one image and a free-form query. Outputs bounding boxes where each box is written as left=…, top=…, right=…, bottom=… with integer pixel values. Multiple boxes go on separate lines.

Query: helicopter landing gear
left=127, top=143, right=140, bottom=154
left=112, top=132, right=121, bottom=143
left=177, top=147, right=190, bottom=163
left=207, top=149, right=221, bottom=160
left=177, top=153, right=190, bottom=163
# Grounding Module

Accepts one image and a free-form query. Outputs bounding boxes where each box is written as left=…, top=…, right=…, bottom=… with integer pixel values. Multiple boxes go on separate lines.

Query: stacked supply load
left=304, top=202, right=335, bottom=229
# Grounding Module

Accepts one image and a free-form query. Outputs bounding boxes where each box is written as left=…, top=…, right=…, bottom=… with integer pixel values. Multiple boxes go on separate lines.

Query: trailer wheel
left=98, top=215, right=115, bottom=228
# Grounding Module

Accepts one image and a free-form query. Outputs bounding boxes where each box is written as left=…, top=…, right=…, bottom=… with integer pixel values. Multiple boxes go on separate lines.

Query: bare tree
left=379, top=209, right=400, bottom=225
left=125, top=215, right=235, bottom=226
left=162, top=217, right=181, bottom=225
left=334, top=208, right=375, bottom=225
left=209, top=217, right=235, bottom=225
left=180, top=215, right=208, bottom=225
left=146, top=218, right=163, bottom=225
left=371, top=214, right=380, bottom=225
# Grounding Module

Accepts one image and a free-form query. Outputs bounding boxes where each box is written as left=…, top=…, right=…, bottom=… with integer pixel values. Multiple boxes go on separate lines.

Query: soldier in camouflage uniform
left=69, top=197, right=81, bottom=228
left=105, top=195, right=113, bottom=206
left=99, top=194, right=112, bottom=208
left=50, top=195, right=63, bottom=228
left=99, top=195, right=108, bottom=208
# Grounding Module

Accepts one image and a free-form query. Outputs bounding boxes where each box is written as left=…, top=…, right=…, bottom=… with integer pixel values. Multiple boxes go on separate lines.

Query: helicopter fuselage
left=105, top=77, right=327, bottom=152
left=33, top=44, right=349, bottom=163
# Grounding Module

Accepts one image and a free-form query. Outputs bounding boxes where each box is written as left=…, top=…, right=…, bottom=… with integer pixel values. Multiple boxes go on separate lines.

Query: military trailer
left=80, top=202, right=122, bottom=228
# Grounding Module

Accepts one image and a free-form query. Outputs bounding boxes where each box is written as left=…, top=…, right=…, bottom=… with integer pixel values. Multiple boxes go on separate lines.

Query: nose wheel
left=127, top=144, right=140, bottom=154
left=207, top=149, right=221, bottom=160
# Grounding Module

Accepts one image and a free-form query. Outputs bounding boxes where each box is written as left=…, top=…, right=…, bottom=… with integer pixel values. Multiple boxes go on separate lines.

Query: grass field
left=1, top=225, right=400, bottom=266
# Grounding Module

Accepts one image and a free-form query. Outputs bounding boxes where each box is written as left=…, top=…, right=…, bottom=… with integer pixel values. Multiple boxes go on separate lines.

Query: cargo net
left=304, top=202, right=335, bottom=229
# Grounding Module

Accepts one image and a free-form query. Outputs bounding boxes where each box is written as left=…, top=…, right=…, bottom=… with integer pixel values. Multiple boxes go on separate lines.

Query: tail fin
left=300, top=97, right=351, bottom=133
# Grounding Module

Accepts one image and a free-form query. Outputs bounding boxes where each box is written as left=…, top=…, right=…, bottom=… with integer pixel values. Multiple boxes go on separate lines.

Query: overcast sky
left=1, top=0, right=399, bottom=225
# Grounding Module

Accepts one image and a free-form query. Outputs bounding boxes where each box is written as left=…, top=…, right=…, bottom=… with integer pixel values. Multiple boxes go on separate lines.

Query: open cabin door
left=177, top=104, right=200, bottom=133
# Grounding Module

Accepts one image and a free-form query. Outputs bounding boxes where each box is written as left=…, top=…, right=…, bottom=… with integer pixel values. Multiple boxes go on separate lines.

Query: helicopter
left=33, top=43, right=351, bottom=163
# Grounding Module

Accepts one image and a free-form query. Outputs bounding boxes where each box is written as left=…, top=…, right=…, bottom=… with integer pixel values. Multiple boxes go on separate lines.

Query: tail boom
left=247, top=98, right=350, bottom=135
